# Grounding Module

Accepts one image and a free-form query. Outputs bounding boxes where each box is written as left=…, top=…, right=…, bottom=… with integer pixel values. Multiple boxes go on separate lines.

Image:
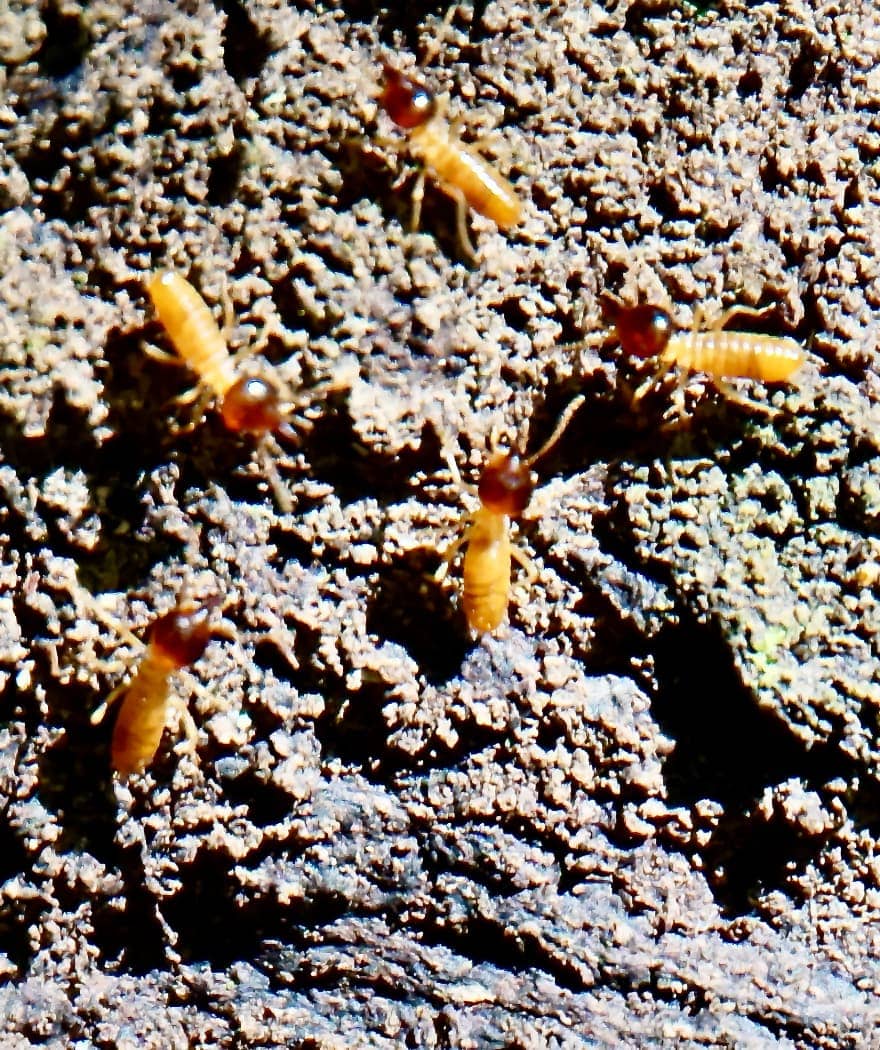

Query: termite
left=603, top=296, right=805, bottom=409
left=90, top=598, right=218, bottom=777
left=436, top=395, right=585, bottom=635
left=378, top=63, right=522, bottom=257
left=145, top=269, right=303, bottom=511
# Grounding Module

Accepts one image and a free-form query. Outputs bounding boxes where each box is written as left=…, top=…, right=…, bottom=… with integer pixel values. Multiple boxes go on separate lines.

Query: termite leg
left=90, top=680, right=127, bottom=726
left=389, top=161, right=412, bottom=194
left=658, top=370, right=698, bottom=431
left=522, top=394, right=586, bottom=467
left=410, top=168, right=427, bottom=233
left=142, top=343, right=180, bottom=365
left=229, top=314, right=275, bottom=371
left=169, top=695, right=200, bottom=758
left=447, top=181, right=477, bottom=260
left=712, top=303, right=774, bottom=332
left=434, top=516, right=471, bottom=583
left=167, top=386, right=215, bottom=436
left=632, top=356, right=675, bottom=404
left=511, top=544, right=539, bottom=584
left=171, top=383, right=208, bottom=408
left=433, top=442, right=478, bottom=582
left=441, top=444, right=466, bottom=491
left=712, top=378, right=779, bottom=416
left=256, top=436, right=294, bottom=514
left=73, top=589, right=145, bottom=651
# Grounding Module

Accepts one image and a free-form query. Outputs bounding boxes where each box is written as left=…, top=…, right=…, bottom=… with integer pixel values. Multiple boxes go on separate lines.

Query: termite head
left=221, top=375, right=283, bottom=435
left=379, top=64, right=437, bottom=128
left=610, top=303, right=674, bottom=360
left=150, top=597, right=219, bottom=668
left=478, top=453, right=534, bottom=516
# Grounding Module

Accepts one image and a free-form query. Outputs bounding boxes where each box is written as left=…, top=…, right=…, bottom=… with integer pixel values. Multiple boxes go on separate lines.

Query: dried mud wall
left=1, top=0, right=880, bottom=1046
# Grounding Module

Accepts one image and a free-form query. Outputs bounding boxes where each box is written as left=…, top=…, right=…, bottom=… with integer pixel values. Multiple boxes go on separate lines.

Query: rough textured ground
left=1, top=0, right=880, bottom=1046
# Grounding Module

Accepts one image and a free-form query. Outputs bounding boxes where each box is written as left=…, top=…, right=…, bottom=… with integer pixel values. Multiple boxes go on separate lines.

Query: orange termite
left=90, top=599, right=217, bottom=776
left=604, top=297, right=805, bottom=407
left=379, top=64, right=522, bottom=256
left=145, top=269, right=300, bottom=510
left=437, top=396, right=585, bottom=635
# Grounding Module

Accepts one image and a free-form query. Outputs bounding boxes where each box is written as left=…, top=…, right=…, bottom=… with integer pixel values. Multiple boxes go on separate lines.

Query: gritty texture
left=1, top=0, right=880, bottom=1046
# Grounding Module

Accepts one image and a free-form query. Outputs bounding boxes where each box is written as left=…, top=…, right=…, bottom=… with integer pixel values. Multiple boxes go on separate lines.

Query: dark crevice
left=302, top=406, right=432, bottom=505
left=90, top=844, right=170, bottom=972
left=215, top=0, right=273, bottom=83
left=417, top=913, right=587, bottom=992
left=651, top=618, right=802, bottom=808
left=220, top=770, right=303, bottom=829
left=206, top=137, right=247, bottom=205
left=36, top=2, right=90, bottom=79
left=365, top=551, right=472, bottom=685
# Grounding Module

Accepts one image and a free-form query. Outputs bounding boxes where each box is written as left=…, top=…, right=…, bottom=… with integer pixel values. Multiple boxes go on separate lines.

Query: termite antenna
left=522, top=395, right=585, bottom=468
left=419, top=3, right=463, bottom=68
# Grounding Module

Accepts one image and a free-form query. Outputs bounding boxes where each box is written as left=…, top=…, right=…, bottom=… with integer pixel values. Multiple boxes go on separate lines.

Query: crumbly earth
left=1, top=0, right=880, bottom=1046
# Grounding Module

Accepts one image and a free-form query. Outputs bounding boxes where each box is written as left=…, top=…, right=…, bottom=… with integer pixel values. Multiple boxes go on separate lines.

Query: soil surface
left=2, top=0, right=880, bottom=1046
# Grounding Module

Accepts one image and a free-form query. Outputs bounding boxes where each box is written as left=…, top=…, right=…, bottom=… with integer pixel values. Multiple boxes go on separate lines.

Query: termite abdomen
left=674, top=331, right=804, bottom=382
left=109, top=599, right=216, bottom=776
left=146, top=269, right=235, bottom=396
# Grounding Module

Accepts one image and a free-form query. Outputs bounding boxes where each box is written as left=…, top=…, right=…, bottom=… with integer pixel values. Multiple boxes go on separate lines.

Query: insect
left=145, top=269, right=305, bottom=510
left=378, top=63, right=522, bottom=257
left=90, top=598, right=218, bottom=777
left=436, top=396, right=585, bottom=635
left=604, top=296, right=805, bottom=409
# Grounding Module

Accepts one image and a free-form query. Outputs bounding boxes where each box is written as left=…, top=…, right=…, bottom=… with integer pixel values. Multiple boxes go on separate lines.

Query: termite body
left=438, top=397, right=585, bottom=635
left=145, top=269, right=311, bottom=510
left=146, top=269, right=285, bottom=437
left=95, top=601, right=216, bottom=777
left=664, top=327, right=804, bottom=382
left=607, top=301, right=805, bottom=406
left=459, top=452, right=534, bottom=634
left=379, top=64, right=521, bottom=254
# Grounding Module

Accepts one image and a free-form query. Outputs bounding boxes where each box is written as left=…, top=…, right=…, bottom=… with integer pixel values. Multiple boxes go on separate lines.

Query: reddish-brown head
left=478, top=453, right=534, bottom=516
left=150, top=599, right=218, bottom=669
left=612, top=304, right=674, bottom=360
left=221, top=376, right=283, bottom=435
left=379, top=64, right=436, bottom=128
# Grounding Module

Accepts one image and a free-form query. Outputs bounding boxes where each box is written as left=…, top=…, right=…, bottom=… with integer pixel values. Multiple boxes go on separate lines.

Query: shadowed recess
left=215, top=0, right=272, bottom=83
left=365, top=551, right=472, bottom=685
left=302, top=407, right=437, bottom=505
left=418, top=912, right=587, bottom=992
left=701, top=804, right=832, bottom=918
left=36, top=687, right=120, bottom=865
left=219, top=767, right=297, bottom=828
left=650, top=618, right=805, bottom=808
left=87, top=847, right=172, bottom=973
left=36, top=1, right=90, bottom=78
left=163, top=852, right=351, bottom=967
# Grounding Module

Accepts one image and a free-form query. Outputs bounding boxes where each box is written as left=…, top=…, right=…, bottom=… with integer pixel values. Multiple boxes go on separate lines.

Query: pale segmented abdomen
left=110, top=649, right=175, bottom=776
left=666, top=330, right=804, bottom=382
left=147, top=270, right=237, bottom=397
left=411, top=124, right=522, bottom=229
left=462, top=511, right=512, bottom=634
